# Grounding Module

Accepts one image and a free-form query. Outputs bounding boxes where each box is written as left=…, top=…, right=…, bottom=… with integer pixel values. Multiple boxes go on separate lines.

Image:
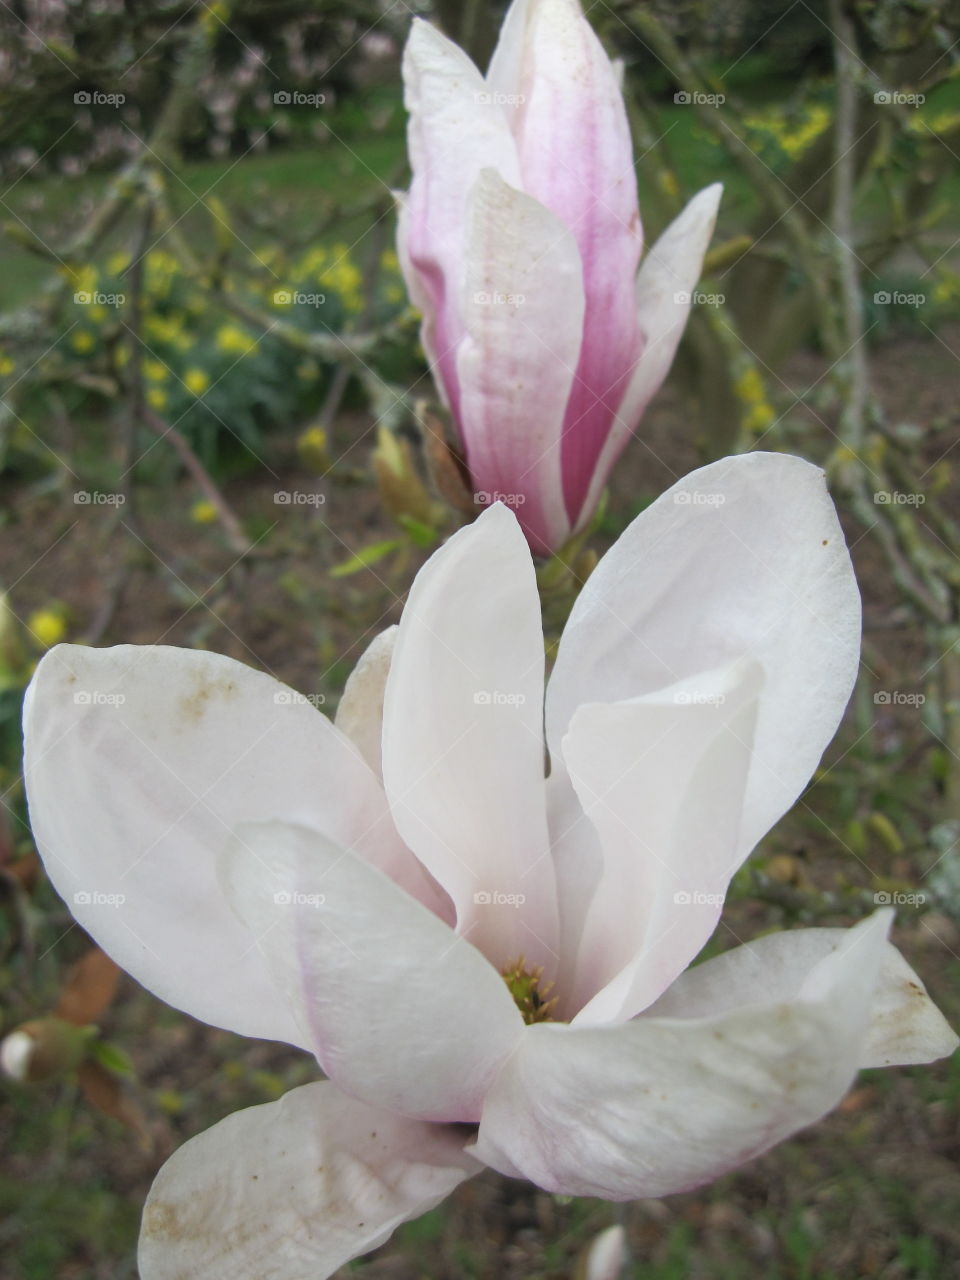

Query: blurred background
left=1, top=1, right=960, bottom=1275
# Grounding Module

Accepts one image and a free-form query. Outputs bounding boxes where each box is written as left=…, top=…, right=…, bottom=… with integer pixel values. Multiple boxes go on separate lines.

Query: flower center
left=502, top=956, right=557, bottom=1025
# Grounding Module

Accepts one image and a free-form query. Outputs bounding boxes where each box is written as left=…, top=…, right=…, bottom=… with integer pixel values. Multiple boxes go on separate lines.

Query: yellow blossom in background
left=0, top=356, right=14, bottom=376
left=744, top=104, right=830, bottom=159
left=658, top=169, right=680, bottom=199
left=321, top=245, right=363, bottom=311
left=216, top=324, right=258, bottom=356
left=88, top=304, right=108, bottom=324
left=146, top=387, right=168, bottom=410
left=380, top=248, right=400, bottom=273
left=200, top=0, right=229, bottom=35
left=184, top=368, right=210, bottom=396
left=145, top=314, right=190, bottom=350
left=909, top=109, right=960, bottom=136
left=27, top=609, right=66, bottom=649
left=145, top=250, right=181, bottom=301
left=300, top=247, right=328, bottom=276
left=190, top=499, right=218, bottom=524
left=69, top=330, right=95, bottom=354
left=734, top=367, right=765, bottom=403
left=931, top=272, right=960, bottom=305
left=65, top=264, right=97, bottom=295
left=734, top=366, right=776, bottom=436
left=258, top=245, right=285, bottom=273
left=744, top=402, right=776, bottom=435
left=107, top=252, right=131, bottom=275
left=144, top=359, right=168, bottom=382
left=297, top=425, right=330, bottom=473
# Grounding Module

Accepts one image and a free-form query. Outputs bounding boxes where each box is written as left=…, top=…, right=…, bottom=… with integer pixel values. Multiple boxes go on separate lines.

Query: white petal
left=473, top=913, right=891, bottom=1199
left=648, top=924, right=958, bottom=1068
left=220, top=821, right=523, bottom=1122
left=485, top=0, right=536, bottom=108
left=547, top=453, right=861, bottom=863
left=576, top=184, right=722, bottom=528
left=22, top=645, right=418, bottom=1045
left=564, top=660, right=762, bottom=1023
left=457, top=168, right=583, bottom=552
left=139, top=1080, right=478, bottom=1280
left=544, top=763, right=605, bottom=1015
left=382, top=504, right=560, bottom=976
left=335, top=626, right=397, bottom=783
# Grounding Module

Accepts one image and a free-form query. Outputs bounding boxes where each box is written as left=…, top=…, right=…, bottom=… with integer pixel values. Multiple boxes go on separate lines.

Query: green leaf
left=396, top=514, right=440, bottom=548
left=330, top=539, right=401, bottom=578
left=89, top=1040, right=135, bottom=1079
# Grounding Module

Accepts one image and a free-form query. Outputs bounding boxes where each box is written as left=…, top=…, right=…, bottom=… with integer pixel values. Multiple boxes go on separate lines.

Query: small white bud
left=0, top=1029, right=35, bottom=1081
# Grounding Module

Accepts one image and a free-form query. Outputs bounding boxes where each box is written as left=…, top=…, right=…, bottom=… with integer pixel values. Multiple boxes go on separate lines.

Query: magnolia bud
left=0, top=1018, right=89, bottom=1082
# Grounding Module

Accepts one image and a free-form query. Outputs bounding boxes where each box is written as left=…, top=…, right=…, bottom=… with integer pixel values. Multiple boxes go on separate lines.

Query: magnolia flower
left=398, top=0, right=723, bottom=553
left=23, top=454, right=955, bottom=1279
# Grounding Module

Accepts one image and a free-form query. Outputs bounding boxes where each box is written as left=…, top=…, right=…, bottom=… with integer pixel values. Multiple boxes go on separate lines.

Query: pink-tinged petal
left=547, top=453, right=861, bottom=864
left=382, top=504, right=560, bottom=975
left=576, top=184, right=722, bottom=530
left=509, top=0, right=642, bottom=525
left=473, top=913, right=891, bottom=1199
left=396, top=195, right=447, bottom=402
left=139, top=1080, right=479, bottom=1280
left=457, top=168, right=583, bottom=552
left=335, top=626, right=396, bottom=783
left=563, top=660, right=762, bottom=1023
left=220, top=821, right=523, bottom=1123
left=402, top=19, right=522, bottom=417
left=22, top=645, right=421, bottom=1046
left=648, top=925, right=958, bottom=1068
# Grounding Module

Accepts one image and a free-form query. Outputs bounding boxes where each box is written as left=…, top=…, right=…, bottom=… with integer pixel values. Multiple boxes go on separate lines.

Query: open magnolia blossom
left=23, top=453, right=956, bottom=1278
left=399, top=0, right=723, bottom=553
